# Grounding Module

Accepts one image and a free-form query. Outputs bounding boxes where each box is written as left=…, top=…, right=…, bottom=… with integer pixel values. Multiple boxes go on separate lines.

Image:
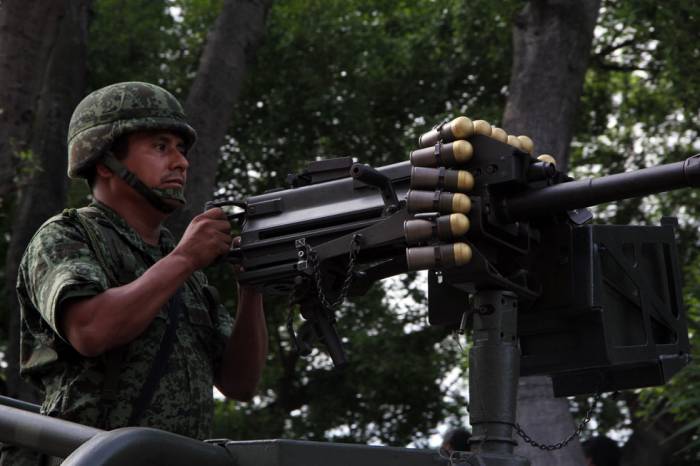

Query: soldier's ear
left=94, top=162, right=113, bottom=179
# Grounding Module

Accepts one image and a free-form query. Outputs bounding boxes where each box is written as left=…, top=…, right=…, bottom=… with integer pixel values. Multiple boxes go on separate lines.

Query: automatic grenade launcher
left=214, top=116, right=695, bottom=397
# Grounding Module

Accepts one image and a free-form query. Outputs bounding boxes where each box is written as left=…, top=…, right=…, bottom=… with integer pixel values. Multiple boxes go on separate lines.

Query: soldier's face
left=122, top=130, right=189, bottom=189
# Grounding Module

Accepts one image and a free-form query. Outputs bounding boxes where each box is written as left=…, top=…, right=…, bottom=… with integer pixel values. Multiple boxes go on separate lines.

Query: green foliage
left=158, top=0, right=224, bottom=95
left=87, top=0, right=221, bottom=96
left=88, top=0, right=174, bottom=89
left=217, top=0, right=519, bottom=200
left=213, top=283, right=466, bottom=446
left=569, top=1, right=700, bottom=461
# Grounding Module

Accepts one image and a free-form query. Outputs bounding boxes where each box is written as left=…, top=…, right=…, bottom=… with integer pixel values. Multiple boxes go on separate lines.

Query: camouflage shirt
left=16, top=201, right=233, bottom=439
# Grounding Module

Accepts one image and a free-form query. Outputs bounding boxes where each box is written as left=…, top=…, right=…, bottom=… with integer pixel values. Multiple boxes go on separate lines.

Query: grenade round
left=472, top=120, right=492, bottom=136
left=404, top=214, right=470, bottom=244
left=418, top=116, right=474, bottom=148
left=507, top=135, right=523, bottom=150
left=537, top=154, right=557, bottom=166
left=406, top=242, right=472, bottom=271
left=410, top=140, right=474, bottom=167
left=406, top=190, right=471, bottom=214
left=411, top=167, right=475, bottom=193
left=517, top=135, right=534, bottom=154
left=490, top=127, right=508, bottom=143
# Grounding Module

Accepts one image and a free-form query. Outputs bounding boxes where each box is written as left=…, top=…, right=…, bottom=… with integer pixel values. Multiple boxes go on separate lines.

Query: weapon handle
left=350, top=163, right=400, bottom=211
left=204, top=199, right=247, bottom=223
left=313, top=306, right=348, bottom=368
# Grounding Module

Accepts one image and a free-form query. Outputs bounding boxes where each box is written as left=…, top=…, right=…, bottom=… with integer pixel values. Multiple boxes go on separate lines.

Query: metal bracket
left=295, top=238, right=308, bottom=271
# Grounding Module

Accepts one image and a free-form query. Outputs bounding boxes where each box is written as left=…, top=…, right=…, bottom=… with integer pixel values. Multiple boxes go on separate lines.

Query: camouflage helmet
left=67, top=82, right=197, bottom=178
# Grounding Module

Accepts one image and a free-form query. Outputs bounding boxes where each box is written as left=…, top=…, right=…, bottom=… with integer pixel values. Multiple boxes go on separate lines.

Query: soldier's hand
left=174, top=208, right=232, bottom=271
left=231, top=236, right=261, bottom=296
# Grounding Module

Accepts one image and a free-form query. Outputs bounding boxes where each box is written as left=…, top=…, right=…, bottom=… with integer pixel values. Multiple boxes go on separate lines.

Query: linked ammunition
left=507, top=135, right=523, bottom=150
left=411, top=167, right=474, bottom=193
left=404, top=213, right=470, bottom=244
left=418, top=116, right=474, bottom=148
left=472, top=120, right=492, bottom=136
left=490, top=127, right=508, bottom=143
left=410, top=140, right=473, bottom=167
left=406, top=190, right=471, bottom=214
left=406, top=242, right=472, bottom=271
left=518, top=135, right=534, bottom=154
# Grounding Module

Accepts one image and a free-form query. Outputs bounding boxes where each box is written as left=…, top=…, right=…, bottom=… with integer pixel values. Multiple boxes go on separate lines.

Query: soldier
left=1, top=82, right=267, bottom=465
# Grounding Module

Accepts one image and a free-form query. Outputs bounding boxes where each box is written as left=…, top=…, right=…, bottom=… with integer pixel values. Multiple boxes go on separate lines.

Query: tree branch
left=595, top=36, right=637, bottom=59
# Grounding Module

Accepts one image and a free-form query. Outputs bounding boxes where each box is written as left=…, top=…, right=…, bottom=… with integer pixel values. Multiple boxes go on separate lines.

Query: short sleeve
left=19, top=218, right=110, bottom=337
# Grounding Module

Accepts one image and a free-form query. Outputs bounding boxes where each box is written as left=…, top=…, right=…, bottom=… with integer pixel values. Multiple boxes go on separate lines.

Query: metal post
left=467, top=290, right=529, bottom=466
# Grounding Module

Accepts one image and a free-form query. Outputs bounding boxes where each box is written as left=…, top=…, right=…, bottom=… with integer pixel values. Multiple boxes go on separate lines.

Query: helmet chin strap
left=102, top=155, right=186, bottom=214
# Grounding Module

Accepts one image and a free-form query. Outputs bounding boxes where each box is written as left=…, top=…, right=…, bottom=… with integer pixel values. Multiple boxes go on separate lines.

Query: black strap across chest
left=128, top=288, right=183, bottom=425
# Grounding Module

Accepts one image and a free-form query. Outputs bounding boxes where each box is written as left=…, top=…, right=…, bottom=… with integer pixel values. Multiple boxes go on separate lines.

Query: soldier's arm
left=214, top=285, right=267, bottom=400
left=61, top=253, right=194, bottom=357
left=61, top=208, right=232, bottom=357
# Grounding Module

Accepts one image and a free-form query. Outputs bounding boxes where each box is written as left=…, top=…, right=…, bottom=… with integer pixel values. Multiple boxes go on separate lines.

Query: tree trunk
left=503, top=0, right=600, bottom=174
left=0, top=1, right=70, bottom=199
left=501, top=1, right=601, bottom=465
left=3, top=0, right=90, bottom=400
left=167, top=0, right=272, bottom=238
left=513, top=377, right=585, bottom=465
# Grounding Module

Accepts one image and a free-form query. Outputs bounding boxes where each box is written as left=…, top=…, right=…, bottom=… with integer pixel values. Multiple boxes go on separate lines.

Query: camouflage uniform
left=1, top=201, right=233, bottom=465
left=0, top=82, right=236, bottom=465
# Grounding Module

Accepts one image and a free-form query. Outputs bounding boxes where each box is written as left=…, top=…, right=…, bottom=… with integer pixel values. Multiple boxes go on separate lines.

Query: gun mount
left=211, top=120, right=696, bottom=464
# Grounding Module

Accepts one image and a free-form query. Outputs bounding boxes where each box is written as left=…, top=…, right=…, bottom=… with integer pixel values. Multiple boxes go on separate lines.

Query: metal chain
left=307, top=234, right=362, bottom=311
left=284, top=235, right=361, bottom=355
left=513, top=391, right=602, bottom=451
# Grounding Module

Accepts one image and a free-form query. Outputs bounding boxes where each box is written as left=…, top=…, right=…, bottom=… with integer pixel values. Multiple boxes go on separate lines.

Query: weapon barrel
left=504, top=155, right=700, bottom=220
